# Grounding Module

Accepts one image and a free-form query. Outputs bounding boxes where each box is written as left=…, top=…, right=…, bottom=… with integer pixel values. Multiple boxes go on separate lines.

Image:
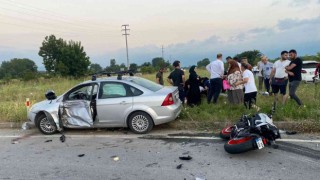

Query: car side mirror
left=45, top=90, right=57, bottom=100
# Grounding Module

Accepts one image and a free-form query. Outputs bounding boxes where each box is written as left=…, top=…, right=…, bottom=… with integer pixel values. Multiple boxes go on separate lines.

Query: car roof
left=80, top=76, right=138, bottom=84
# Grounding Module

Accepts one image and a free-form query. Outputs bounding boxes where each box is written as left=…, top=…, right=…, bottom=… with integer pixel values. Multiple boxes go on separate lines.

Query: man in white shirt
left=206, top=53, right=224, bottom=104
left=269, top=51, right=291, bottom=104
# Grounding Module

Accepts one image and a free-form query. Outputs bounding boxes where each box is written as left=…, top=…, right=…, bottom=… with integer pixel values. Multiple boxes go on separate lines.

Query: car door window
left=66, top=84, right=96, bottom=101
left=99, top=82, right=128, bottom=99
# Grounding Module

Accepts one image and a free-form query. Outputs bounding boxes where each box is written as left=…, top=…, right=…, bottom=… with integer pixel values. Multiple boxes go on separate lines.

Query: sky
left=0, top=0, right=320, bottom=70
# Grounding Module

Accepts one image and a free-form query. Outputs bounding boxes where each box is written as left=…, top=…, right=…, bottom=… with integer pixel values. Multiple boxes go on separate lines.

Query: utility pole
left=162, top=45, right=164, bottom=59
left=122, top=24, right=130, bottom=69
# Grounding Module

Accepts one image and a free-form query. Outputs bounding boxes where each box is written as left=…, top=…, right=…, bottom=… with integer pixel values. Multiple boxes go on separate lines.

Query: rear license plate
left=255, top=137, right=264, bottom=149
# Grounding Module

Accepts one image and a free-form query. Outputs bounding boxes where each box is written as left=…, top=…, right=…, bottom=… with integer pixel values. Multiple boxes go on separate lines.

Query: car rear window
left=302, top=63, right=317, bottom=69
left=129, top=77, right=163, bottom=92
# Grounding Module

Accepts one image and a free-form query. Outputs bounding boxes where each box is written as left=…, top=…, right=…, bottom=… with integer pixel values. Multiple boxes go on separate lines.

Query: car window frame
left=98, top=81, right=134, bottom=99
left=63, top=83, right=99, bottom=101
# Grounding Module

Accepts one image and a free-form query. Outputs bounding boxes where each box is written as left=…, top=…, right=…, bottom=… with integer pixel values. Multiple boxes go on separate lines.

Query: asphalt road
left=0, top=128, right=320, bottom=180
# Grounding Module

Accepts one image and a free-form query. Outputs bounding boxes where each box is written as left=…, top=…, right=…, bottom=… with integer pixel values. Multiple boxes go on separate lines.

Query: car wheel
left=37, top=114, right=57, bottom=135
left=128, top=112, right=153, bottom=134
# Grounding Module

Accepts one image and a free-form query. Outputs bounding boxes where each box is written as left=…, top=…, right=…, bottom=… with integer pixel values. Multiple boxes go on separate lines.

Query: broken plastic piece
left=60, top=135, right=66, bottom=142
left=176, top=164, right=183, bottom=169
left=111, top=155, right=119, bottom=161
left=179, top=155, right=192, bottom=160
left=21, top=122, right=30, bottom=130
left=195, top=177, right=205, bottom=180
left=285, top=131, right=297, bottom=135
left=11, top=140, right=19, bottom=144
left=45, top=140, right=52, bottom=143
left=78, top=154, right=85, bottom=157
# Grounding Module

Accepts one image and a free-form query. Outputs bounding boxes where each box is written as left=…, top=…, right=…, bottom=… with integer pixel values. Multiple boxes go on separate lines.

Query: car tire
left=128, top=112, right=153, bottom=134
left=37, top=114, right=57, bottom=135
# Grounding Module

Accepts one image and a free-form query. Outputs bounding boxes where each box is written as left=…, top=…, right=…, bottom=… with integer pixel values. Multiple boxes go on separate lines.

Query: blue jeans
left=289, top=81, right=302, bottom=106
left=207, top=78, right=222, bottom=104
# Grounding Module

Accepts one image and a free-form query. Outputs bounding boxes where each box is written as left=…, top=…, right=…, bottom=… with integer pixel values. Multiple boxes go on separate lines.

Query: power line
left=1, top=0, right=115, bottom=29
left=122, top=24, right=130, bottom=69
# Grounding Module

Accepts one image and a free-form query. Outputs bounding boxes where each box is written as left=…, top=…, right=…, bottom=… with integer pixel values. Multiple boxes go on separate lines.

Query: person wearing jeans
left=206, top=53, right=224, bottom=104
left=285, top=49, right=303, bottom=106
left=261, top=55, right=273, bottom=95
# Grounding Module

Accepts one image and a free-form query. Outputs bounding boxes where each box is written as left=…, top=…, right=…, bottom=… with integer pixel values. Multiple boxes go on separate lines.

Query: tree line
left=1, top=34, right=320, bottom=81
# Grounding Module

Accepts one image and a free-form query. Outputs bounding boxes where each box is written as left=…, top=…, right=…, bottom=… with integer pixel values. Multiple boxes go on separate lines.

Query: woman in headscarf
left=227, top=60, right=244, bottom=104
left=187, top=65, right=201, bottom=106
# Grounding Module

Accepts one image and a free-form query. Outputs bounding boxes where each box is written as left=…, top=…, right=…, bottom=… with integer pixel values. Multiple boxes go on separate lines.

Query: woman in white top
left=235, top=63, right=259, bottom=110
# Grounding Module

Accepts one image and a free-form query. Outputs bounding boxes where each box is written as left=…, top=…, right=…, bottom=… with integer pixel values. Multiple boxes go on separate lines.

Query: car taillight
left=301, top=70, right=307, bottom=73
left=161, top=93, right=174, bottom=106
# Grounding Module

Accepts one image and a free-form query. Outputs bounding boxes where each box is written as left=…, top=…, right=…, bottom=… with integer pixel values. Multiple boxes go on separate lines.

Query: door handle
left=119, top=101, right=126, bottom=105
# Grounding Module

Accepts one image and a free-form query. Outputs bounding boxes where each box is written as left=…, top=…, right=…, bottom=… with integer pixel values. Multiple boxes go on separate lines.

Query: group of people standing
left=159, top=49, right=304, bottom=109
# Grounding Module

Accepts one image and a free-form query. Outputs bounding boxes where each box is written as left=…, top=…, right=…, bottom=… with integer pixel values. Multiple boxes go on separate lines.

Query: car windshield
left=302, top=63, right=317, bottom=69
left=129, top=77, right=163, bottom=92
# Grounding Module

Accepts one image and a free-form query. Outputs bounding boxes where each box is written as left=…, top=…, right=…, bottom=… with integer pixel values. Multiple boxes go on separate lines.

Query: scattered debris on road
left=286, top=131, right=297, bottom=135
left=195, top=177, right=205, bottom=180
left=179, top=155, right=192, bottom=160
left=78, top=154, right=85, bottom=157
left=111, top=155, right=119, bottom=161
left=44, top=140, right=52, bottom=143
left=176, top=164, right=183, bottom=169
left=60, top=135, right=66, bottom=143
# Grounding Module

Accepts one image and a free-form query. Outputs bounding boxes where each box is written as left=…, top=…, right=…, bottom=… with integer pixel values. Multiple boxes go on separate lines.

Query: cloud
left=277, top=16, right=320, bottom=30
left=2, top=16, right=320, bottom=69
left=289, top=0, right=312, bottom=6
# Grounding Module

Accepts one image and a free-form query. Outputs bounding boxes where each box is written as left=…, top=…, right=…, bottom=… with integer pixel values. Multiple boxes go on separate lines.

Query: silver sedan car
left=27, top=76, right=182, bottom=134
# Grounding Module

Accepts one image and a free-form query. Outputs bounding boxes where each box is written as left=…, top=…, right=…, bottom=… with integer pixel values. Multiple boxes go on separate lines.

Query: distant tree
left=141, top=62, right=152, bottom=67
left=316, top=52, right=320, bottom=62
left=129, top=63, right=138, bottom=71
left=89, top=63, right=103, bottom=74
left=38, top=34, right=91, bottom=77
left=38, top=35, right=65, bottom=74
left=105, top=59, right=122, bottom=72
left=197, top=58, right=210, bottom=68
left=234, top=50, right=262, bottom=65
left=301, top=54, right=319, bottom=61
left=110, top=59, right=116, bottom=67
left=140, top=66, right=155, bottom=74
left=0, top=58, right=37, bottom=80
left=61, top=41, right=90, bottom=77
left=151, top=57, right=166, bottom=68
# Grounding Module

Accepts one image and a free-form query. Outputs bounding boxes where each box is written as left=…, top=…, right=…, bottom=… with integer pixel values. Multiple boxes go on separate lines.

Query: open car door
left=60, top=83, right=98, bottom=127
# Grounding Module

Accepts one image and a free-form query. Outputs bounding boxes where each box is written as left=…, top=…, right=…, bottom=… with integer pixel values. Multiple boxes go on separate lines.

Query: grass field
left=0, top=69, right=319, bottom=131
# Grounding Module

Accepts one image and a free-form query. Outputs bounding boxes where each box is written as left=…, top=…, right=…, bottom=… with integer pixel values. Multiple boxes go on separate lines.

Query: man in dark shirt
left=285, top=49, right=303, bottom=106
left=156, top=67, right=165, bottom=85
left=167, top=61, right=185, bottom=103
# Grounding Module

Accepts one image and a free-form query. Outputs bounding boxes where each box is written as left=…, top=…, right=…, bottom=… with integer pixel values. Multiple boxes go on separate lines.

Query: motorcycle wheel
left=219, top=126, right=234, bottom=140
left=224, top=136, right=255, bottom=154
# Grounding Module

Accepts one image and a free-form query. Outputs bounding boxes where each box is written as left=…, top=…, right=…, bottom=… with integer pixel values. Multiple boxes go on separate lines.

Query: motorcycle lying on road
left=220, top=111, right=281, bottom=154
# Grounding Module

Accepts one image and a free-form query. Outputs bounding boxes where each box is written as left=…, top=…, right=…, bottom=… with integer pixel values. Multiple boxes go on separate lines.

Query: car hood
left=29, top=96, right=62, bottom=112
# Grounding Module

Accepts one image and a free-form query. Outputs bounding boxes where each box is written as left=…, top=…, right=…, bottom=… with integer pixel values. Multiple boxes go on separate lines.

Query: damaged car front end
left=27, top=90, right=63, bottom=134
